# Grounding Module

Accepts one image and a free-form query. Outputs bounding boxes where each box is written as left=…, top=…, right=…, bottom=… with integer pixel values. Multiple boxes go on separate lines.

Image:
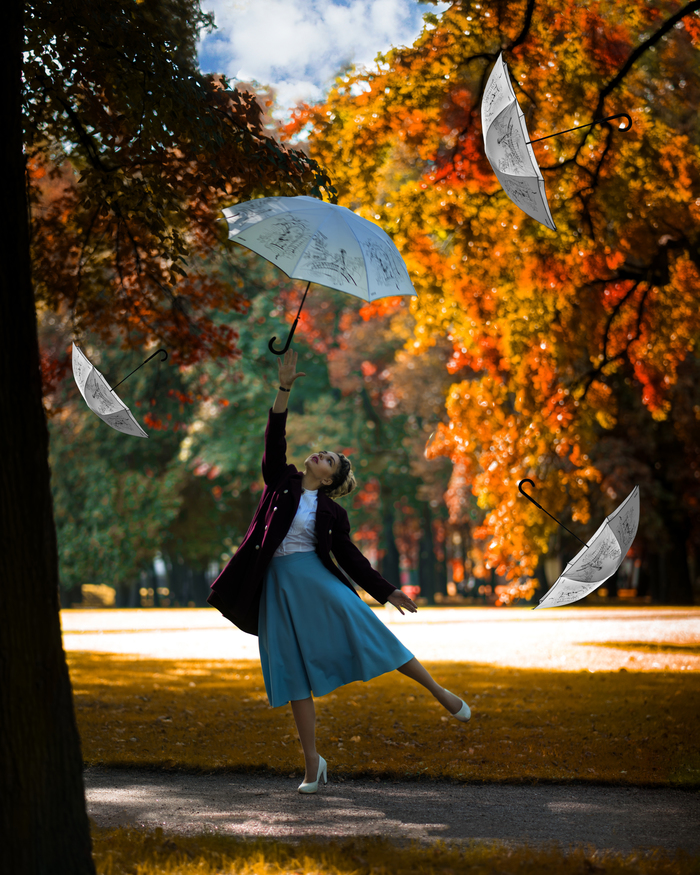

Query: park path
left=84, top=767, right=700, bottom=854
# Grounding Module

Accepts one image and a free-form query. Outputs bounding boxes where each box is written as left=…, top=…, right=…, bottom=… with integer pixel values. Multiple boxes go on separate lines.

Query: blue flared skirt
left=258, top=551, right=414, bottom=708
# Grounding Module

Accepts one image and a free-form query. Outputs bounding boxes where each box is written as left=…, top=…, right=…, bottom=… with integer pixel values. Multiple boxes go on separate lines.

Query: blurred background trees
left=39, top=0, right=700, bottom=609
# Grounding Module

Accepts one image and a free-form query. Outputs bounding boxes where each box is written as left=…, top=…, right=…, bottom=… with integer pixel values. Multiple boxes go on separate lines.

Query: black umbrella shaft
left=111, top=349, right=168, bottom=391
left=268, top=281, right=312, bottom=355
left=294, top=281, right=312, bottom=320
left=527, top=113, right=632, bottom=145
left=518, top=479, right=588, bottom=547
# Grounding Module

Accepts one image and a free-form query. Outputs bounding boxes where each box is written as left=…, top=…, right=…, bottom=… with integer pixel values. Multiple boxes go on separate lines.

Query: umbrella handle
left=518, top=479, right=543, bottom=509
left=268, top=319, right=298, bottom=356
left=268, top=281, right=312, bottom=356
left=528, top=113, right=632, bottom=145
left=518, top=479, right=588, bottom=547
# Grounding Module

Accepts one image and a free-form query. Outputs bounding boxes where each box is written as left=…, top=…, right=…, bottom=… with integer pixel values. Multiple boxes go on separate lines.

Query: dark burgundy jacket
left=207, top=408, right=397, bottom=635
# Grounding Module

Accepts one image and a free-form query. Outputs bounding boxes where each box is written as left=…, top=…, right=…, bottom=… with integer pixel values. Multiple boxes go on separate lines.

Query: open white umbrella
left=72, top=343, right=167, bottom=438
left=482, top=53, right=631, bottom=231
left=518, top=480, right=640, bottom=609
left=222, top=195, right=415, bottom=354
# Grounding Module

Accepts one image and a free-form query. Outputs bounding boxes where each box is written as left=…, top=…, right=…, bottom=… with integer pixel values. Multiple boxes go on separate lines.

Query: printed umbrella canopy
left=222, top=195, right=415, bottom=354
left=518, top=480, right=640, bottom=609
left=481, top=53, right=631, bottom=231
left=72, top=343, right=167, bottom=438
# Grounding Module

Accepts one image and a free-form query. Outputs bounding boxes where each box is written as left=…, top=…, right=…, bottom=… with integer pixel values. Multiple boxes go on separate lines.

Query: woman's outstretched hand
left=278, top=349, right=306, bottom=390
left=387, top=590, right=418, bottom=615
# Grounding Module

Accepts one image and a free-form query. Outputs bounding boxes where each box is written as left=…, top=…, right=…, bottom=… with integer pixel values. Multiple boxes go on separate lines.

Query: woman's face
left=304, top=450, right=340, bottom=485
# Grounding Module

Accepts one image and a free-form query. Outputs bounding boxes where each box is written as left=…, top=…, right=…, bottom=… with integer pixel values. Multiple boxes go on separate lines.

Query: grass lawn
left=90, top=827, right=699, bottom=875
left=68, top=652, right=700, bottom=787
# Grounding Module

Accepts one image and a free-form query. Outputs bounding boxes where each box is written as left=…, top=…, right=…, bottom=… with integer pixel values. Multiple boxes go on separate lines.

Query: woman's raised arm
left=273, top=349, right=306, bottom=413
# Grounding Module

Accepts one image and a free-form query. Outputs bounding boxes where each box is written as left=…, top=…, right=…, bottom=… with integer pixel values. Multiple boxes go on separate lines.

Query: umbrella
left=518, top=479, right=640, bottom=609
left=222, top=195, right=415, bottom=354
left=71, top=343, right=167, bottom=438
left=481, top=53, right=631, bottom=231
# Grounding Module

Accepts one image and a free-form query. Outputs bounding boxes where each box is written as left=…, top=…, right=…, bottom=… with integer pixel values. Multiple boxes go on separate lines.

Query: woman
left=208, top=350, right=471, bottom=794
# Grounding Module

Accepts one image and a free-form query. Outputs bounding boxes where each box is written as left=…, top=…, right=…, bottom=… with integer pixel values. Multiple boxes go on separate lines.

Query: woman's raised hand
left=278, top=349, right=306, bottom=390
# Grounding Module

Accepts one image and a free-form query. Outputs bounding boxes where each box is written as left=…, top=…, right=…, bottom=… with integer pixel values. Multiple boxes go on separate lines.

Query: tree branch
left=577, top=282, right=650, bottom=400
left=36, top=75, right=113, bottom=175
left=597, top=0, right=700, bottom=106
left=505, top=0, right=537, bottom=53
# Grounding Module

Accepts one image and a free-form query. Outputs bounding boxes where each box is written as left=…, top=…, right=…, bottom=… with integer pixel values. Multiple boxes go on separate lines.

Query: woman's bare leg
left=397, top=657, right=463, bottom=714
left=290, top=696, right=319, bottom=781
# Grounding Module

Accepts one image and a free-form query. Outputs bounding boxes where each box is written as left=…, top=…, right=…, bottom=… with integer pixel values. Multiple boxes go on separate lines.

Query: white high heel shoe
left=444, top=688, right=471, bottom=722
left=298, top=754, right=327, bottom=793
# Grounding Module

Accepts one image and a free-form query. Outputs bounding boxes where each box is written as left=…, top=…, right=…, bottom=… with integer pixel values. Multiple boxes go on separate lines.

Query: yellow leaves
left=286, top=0, right=700, bottom=596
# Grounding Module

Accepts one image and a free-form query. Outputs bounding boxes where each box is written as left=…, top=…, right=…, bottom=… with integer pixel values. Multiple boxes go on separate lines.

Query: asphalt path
left=84, top=767, right=700, bottom=854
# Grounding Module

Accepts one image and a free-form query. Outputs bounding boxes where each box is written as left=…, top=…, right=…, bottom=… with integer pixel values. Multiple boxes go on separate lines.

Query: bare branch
left=597, top=1, right=700, bottom=106
left=505, top=0, right=537, bottom=53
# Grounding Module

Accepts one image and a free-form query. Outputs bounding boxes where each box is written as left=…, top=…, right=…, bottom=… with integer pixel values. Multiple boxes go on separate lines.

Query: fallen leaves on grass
left=67, top=653, right=700, bottom=787
left=90, top=826, right=699, bottom=875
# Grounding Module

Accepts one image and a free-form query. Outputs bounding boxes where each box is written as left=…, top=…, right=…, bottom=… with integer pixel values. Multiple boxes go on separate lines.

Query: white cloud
left=198, top=0, right=447, bottom=117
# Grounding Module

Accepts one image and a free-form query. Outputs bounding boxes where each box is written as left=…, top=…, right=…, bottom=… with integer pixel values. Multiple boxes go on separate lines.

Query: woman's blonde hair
left=321, top=452, right=356, bottom=499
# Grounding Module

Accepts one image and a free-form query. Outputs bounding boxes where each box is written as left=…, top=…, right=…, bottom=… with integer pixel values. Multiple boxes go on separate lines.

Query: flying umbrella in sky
left=482, top=53, right=632, bottom=230
left=222, top=195, right=416, bottom=354
left=518, top=479, right=640, bottom=609
left=72, top=343, right=167, bottom=438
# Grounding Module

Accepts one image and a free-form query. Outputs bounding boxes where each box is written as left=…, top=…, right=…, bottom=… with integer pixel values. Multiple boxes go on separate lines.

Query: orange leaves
left=353, top=478, right=381, bottom=510
left=359, top=297, right=404, bottom=322
left=288, top=0, right=700, bottom=597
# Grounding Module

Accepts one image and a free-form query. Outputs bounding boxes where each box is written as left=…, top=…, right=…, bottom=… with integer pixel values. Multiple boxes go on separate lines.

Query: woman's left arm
left=331, top=509, right=417, bottom=613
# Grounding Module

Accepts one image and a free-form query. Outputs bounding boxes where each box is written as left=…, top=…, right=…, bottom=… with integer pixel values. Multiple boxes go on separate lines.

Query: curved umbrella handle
left=607, top=112, right=632, bottom=132
left=518, top=478, right=543, bottom=509
left=268, top=280, right=311, bottom=356
left=268, top=319, right=299, bottom=356
left=517, top=479, right=588, bottom=547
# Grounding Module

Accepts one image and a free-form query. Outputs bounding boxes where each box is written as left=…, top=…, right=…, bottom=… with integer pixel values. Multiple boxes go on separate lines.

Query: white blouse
left=273, top=488, right=319, bottom=557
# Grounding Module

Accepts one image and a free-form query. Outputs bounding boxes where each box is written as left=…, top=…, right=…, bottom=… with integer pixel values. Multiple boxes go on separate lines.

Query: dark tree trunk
left=653, top=522, right=693, bottom=605
left=0, top=3, right=96, bottom=872
left=380, top=504, right=401, bottom=588
left=59, top=582, right=84, bottom=609
left=433, top=519, right=447, bottom=599
left=193, top=568, right=210, bottom=606
left=417, top=502, right=436, bottom=604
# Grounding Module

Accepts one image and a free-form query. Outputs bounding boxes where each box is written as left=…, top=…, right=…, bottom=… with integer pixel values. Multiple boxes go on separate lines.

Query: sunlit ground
left=64, top=605, right=700, bottom=787
left=66, top=606, right=700, bottom=872
left=61, top=606, right=700, bottom=672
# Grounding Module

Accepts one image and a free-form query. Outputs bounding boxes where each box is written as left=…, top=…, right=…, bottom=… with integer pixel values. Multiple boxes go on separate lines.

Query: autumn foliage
left=284, top=0, right=700, bottom=603
left=26, top=0, right=334, bottom=393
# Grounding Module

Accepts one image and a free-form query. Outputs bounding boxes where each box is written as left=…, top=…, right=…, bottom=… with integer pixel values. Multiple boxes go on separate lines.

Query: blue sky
left=197, top=0, right=448, bottom=118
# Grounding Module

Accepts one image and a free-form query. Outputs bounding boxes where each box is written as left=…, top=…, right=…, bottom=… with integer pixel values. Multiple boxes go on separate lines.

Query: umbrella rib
left=348, top=220, right=371, bottom=299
